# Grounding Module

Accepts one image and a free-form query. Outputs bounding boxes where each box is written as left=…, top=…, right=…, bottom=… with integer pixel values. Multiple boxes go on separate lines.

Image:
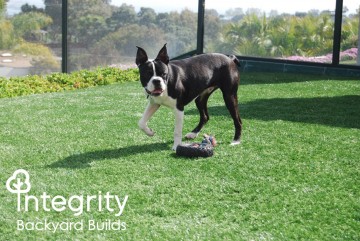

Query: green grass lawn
left=0, top=73, right=359, bottom=240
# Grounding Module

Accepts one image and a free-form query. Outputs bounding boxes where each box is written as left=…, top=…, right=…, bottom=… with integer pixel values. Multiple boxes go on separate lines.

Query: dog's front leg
left=138, top=102, right=160, bottom=136
left=172, top=109, right=184, bottom=150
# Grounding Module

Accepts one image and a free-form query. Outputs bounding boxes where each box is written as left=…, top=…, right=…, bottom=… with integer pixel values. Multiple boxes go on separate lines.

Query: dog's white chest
left=150, top=90, right=176, bottom=109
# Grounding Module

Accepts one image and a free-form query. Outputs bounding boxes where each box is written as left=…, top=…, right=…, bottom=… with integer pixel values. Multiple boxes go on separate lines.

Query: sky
left=6, top=0, right=360, bottom=16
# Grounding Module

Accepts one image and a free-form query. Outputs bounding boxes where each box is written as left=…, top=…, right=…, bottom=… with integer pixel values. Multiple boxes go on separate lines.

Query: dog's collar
left=145, top=88, right=152, bottom=98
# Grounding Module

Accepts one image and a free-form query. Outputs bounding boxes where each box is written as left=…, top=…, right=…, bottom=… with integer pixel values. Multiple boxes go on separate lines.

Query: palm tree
left=224, top=13, right=283, bottom=57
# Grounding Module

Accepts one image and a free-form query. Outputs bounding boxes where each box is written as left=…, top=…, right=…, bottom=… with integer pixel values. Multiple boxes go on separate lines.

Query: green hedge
left=0, top=67, right=139, bottom=98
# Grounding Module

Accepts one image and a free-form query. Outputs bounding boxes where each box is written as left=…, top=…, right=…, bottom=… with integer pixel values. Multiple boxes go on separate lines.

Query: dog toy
left=176, top=134, right=217, bottom=158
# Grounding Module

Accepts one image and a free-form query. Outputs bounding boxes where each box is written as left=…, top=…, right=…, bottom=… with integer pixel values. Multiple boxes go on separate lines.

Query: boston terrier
left=136, top=44, right=242, bottom=150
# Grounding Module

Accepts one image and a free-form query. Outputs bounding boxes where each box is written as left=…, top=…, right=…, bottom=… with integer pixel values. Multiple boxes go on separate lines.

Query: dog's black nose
left=153, top=79, right=161, bottom=85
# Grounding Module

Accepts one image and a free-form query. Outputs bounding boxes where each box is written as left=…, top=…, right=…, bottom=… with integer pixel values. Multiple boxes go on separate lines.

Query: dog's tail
left=229, top=55, right=240, bottom=67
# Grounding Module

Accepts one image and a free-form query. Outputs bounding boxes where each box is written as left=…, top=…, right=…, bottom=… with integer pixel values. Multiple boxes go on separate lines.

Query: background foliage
left=0, top=1, right=359, bottom=74
left=0, top=67, right=138, bottom=98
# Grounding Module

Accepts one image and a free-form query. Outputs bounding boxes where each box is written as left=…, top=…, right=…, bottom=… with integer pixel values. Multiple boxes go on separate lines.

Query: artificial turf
left=0, top=72, right=359, bottom=240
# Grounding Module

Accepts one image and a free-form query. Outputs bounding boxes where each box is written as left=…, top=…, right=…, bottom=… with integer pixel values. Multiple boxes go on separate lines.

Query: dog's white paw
left=230, top=140, right=241, bottom=146
left=139, top=120, right=155, bottom=137
left=185, top=132, right=198, bottom=139
left=172, top=144, right=179, bottom=151
left=143, top=128, right=155, bottom=137
left=172, top=141, right=182, bottom=151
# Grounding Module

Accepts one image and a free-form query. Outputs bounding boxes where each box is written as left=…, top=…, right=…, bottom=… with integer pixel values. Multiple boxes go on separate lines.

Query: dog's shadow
left=186, top=95, right=360, bottom=129
left=48, top=142, right=170, bottom=169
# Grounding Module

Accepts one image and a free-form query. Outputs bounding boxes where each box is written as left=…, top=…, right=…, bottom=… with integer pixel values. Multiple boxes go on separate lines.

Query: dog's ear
left=136, top=46, right=148, bottom=66
left=155, top=43, right=169, bottom=65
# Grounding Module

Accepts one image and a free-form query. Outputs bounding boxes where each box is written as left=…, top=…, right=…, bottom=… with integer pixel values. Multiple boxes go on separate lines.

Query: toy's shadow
left=48, top=142, right=170, bottom=169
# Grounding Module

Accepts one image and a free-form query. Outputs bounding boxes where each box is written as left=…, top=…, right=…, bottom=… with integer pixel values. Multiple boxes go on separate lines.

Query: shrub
left=0, top=67, right=139, bottom=98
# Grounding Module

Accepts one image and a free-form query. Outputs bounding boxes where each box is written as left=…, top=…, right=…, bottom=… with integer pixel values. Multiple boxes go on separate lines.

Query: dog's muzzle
left=145, top=88, right=164, bottom=97
left=145, top=77, right=166, bottom=97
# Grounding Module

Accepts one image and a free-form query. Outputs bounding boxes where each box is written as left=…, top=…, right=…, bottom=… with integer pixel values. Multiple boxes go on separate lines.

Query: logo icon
left=6, top=169, right=31, bottom=194
left=6, top=169, right=31, bottom=211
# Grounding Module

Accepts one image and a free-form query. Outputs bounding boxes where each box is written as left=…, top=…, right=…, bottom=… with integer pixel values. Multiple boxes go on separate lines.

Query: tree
left=11, top=12, right=53, bottom=42
left=0, top=0, right=59, bottom=73
left=0, top=0, right=8, bottom=14
left=76, top=14, right=108, bottom=46
left=44, top=0, right=61, bottom=27
left=0, top=19, right=14, bottom=49
left=225, top=8, right=244, bottom=21
left=13, top=42, right=60, bottom=74
left=106, top=3, right=137, bottom=31
left=44, top=0, right=61, bottom=42
left=68, top=0, right=112, bottom=47
left=72, top=24, right=166, bottom=70
left=204, top=9, right=221, bottom=52
left=219, top=11, right=337, bottom=58
left=269, top=10, right=279, bottom=18
left=96, top=24, right=165, bottom=57
left=138, top=7, right=157, bottom=27
left=21, top=3, right=44, bottom=13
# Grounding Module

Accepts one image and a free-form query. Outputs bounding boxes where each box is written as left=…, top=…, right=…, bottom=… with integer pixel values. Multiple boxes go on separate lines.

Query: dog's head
left=136, top=44, right=169, bottom=97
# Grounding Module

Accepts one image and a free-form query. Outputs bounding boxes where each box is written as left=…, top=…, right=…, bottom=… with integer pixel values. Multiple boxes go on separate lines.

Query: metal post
left=332, top=0, right=343, bottom=65
left=197, top=0, right=205, bottom=55
left=62, top=0, right=68, bottom=73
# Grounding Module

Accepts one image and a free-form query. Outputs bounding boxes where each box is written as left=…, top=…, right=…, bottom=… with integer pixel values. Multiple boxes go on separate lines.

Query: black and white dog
left=136, top=44, right=242, bottom=150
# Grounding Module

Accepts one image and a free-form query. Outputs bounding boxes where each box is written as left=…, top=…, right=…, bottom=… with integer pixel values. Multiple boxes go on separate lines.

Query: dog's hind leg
left=222, top=91, right=242, bottom=145
left=185, top=87, right=217, bottom=139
